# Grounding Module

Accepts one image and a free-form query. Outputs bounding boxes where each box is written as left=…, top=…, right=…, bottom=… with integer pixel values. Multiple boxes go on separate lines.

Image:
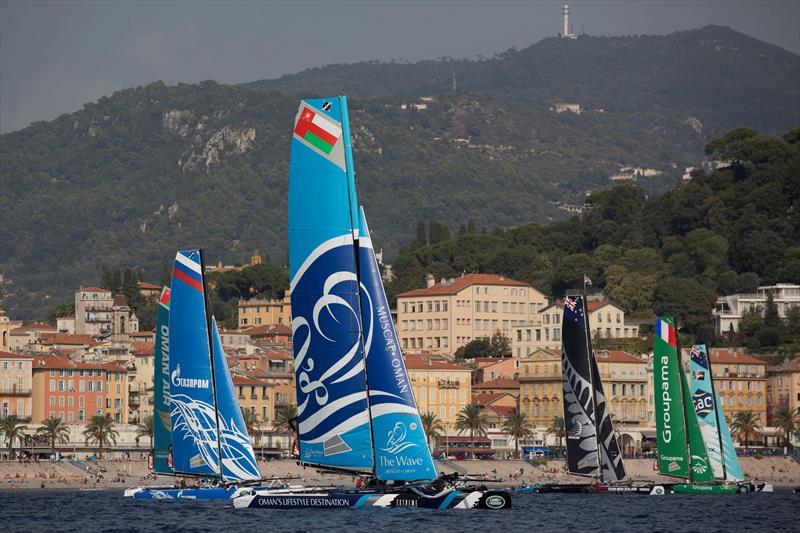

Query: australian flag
left=690, top=345, right=709, bottom=369
left=564, top=296, right=585, bottom=324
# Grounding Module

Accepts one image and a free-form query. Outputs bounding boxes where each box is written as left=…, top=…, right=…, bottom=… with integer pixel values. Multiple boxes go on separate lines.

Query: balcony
left=0, top=387, right=32, bottom=396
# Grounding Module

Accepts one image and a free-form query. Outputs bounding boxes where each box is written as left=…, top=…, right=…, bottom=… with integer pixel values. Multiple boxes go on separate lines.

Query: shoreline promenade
left=1, top=457, right=798, bottom=491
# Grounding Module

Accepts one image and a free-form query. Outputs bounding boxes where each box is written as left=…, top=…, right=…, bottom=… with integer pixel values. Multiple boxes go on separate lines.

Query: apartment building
left=0, top=351, right=33, bottom=420
left=0, top=308, right=23, bottom=351
left=238, top=294, right=291, bottom=328
left=405, top=353, right=472, bottom=430
left=767, top=358, right=800, bottom=426
left=396, top=274, right=548, bottom=355
left=713, top=283, right=800, bottom=335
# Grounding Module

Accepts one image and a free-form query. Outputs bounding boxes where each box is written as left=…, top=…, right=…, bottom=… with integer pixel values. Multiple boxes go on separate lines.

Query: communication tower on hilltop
left=561, top=4, right=577, bottom=39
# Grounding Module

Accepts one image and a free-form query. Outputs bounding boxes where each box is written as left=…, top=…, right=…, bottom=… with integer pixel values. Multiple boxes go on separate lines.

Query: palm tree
left=772, top=406, right=799, bottom=448
left=0, top=415, right=26, bottom=457
left=455, top=404, right=488, bottom=458
left=273, top=405, right=297, bottom=451
left=420, top=412, right=445, bottom=448
left=82, top=414, right=119, bottom=457
left=546, top=416, right=566, bottom=451
left=240, top=408, right=261, bottom=445
left=730, top=411, right=761, bottom=450
left=36, top=416, right=70, bottom=458
left=136, top=413, right=154, bottom=449
left=502, top=410, right=533, bottom=458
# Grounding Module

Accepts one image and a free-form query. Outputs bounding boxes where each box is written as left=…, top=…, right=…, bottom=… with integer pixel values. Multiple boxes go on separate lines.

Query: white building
left=714, top=283, right=800, bottom=335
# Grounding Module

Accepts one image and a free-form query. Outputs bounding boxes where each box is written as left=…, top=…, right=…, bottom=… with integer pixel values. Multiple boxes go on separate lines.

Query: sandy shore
left=1, top=457, right=798, bottom=491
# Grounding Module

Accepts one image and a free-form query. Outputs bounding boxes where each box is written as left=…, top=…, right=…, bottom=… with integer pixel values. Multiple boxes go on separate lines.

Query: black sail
left=590, top=356, right=627, bottom=481
left=561, top=296, right=600, bottom=477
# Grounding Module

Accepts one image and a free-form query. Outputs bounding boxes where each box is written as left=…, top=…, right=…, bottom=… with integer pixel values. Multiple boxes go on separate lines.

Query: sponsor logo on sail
left=692, top=390, right=714, bottom=419
left=378, top=421, right=423, bottom=470
left=170, top=364, right=209, bottom=389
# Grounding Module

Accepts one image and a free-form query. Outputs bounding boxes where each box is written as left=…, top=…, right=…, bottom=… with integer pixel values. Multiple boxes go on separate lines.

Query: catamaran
left=649, top=318, right=770, bottom=495
left=530, top=295, right=649, bottom=494
left=233, top=96, right=511, bottom=510
left=126, top=251, right=286, bottom=500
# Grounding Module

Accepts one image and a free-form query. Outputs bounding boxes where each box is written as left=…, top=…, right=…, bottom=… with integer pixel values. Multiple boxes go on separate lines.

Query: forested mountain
left=385, top=127, right=800, bottom=345
left=1, top=26, right=798, bottom=320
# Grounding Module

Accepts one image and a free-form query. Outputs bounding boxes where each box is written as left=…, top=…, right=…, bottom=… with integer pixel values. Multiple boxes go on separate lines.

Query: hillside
left=1, top=26, right=798, bottom=320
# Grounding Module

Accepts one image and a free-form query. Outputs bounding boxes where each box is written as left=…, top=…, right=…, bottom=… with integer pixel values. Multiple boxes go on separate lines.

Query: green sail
left=653, top=317, right=690, bottom=478
left=681, top=367, right=715, bottom=483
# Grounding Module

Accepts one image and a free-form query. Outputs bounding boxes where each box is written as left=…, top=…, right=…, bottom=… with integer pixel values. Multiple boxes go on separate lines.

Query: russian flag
left=172, top=251, right=204, bottom=293
left=656, top=319, right=676, bottom=347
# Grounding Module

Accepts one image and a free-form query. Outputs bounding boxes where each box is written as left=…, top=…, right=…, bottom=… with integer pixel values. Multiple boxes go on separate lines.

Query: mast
left=582, top=294, right=603, bottom=483
left=674, top=321, right=692, bottom=482
left=199, top=248, right=224, bottom=480
left=706, top=350, right=728, bottom=481
left=340, top=96, right=377, bottom=477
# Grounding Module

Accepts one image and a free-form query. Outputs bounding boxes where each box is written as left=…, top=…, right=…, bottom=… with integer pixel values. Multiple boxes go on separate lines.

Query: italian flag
left=294, top=106, right=341, bottom=154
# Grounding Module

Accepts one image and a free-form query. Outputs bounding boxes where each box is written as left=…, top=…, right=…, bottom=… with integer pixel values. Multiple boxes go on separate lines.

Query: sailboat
left=532, top=295, right=648, bottom=494
left=233, top=96, right=510, bottom=510
left=126, top=250, right=281, bottom=500
left=650, top=318, right=750, bottom=495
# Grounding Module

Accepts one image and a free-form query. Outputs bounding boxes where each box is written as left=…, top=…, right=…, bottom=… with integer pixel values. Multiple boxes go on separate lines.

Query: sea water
left=0, top=489, right=797, bottom=532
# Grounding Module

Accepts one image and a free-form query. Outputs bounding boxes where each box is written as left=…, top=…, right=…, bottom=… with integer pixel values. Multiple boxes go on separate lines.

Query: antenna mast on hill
left=561, top=4, right=576, bottom=39
left=452, top=70, right=457, bottom=95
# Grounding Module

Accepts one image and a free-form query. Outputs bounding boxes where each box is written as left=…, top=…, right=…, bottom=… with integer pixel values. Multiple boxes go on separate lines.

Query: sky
left=1, top=0, right=798, bottom=133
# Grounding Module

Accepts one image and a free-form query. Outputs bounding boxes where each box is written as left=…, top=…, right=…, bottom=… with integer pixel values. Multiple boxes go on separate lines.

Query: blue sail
left=289, top=97, right=373, bottom=471
left=358, top=207, right=436, bottom=481
left=168, top=249, right=220, bottom=477
left=152, top=286, right=172, bottom=474
left=689, top=345, right=744, bottom=481
left=210, top=318, right=261, bottom=481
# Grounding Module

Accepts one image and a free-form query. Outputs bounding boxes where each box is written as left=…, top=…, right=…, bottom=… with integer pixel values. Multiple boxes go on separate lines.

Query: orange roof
left=587, top=301, right=614, bottom=311
left=79, top=287, right=111, bottom=293
left=768, top=358, right=800, bottom=373
left=137, top=281, right=162, bottom=290
left=32, top=355, right=126, bottom=372
left=232, top=374, right=267, bottom=386
left=130, top=331, right=154, bottom=338
left=473, top=392, right=512, bottom=406
left=472, top=378, right=519, bottom=390
left=131, top=342, right=154, bottom=356
left=0, top=350, right=34, bottom=359
left=709, top=349, right=765, bottom=365
left=269, top=325, right=292, bottom=336
left=485, top=405, right=516, bottom=418
left=595, top=350, right=645, bottom=364
left=404, top=354, right=470, bottom=371
left=40, top=333, right=100, bottom=347
left=474, top=357, right=507, bottom=368
left=398, top=274, right=529, bottom=298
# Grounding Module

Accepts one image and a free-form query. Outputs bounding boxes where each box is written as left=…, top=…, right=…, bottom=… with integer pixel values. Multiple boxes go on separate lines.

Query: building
left=56, top=315, right=75, bottom=334
left=713, top=283, right=800, bottom=335
left=766, top=358, right=800, bottom=428
left=31, top=355, right=128, bottom=424
left=472, top=357, right=518, bottom=383
left=75, top=287, right=114, bottom=335
left=0, top=351, right=33, bottom=420
left=511, top=300, right=639, bottom=357
left=684, top=348, right=768, bottom=426
left=405, top=353, right=472, bottom=430
left=0, top=308, right=23, bottom=351
left=128, top=342, right=154, bottom=424
left=137, top=281, right=162, bottom=300
left=238, top=294, right=291, bottom=328
left=232, top=373, right=274, bottom=436
left=474, top=392, right=519, bottom=455
left=472, top=377, right=519, bottom=398
left=517, top=348, right=649, bottom=450
left=396, top=273, right=549, bottom=355
left=8, top=322, right=58, bottom=352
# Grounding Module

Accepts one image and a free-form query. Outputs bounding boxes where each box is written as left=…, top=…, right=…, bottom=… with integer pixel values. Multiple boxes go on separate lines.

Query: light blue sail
left=289, top=97, right=373, bottom=471
left=358, top=207, right=436, bottom=481
left=168, top=249, right=219, bottom=477
left=689, top=344, right=744, bottom=481
left=210, top=318, right=261, bottom=481
left=152, top=286, right=172, bottom=474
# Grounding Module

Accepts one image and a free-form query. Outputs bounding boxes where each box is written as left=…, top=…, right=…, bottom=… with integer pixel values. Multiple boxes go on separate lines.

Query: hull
left=126, top=486, right=237, bottom=500
left=650, top=482, right=772, bottom=495
left=524, top=483, right=651, bottom=494
left=233, top=488, right=512, bottom=510
left=125, top=484, right=291, bottom=500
